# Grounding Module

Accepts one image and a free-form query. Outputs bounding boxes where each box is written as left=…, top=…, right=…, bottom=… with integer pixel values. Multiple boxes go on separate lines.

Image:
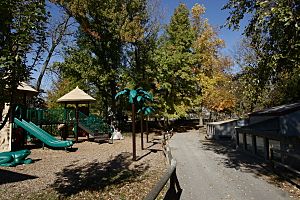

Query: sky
left=34, top=0, right=249, bottom=91
left=160, top=0, right=248, bottom=54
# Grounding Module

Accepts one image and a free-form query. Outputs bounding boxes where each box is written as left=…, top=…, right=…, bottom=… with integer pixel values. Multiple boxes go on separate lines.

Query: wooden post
left=75, top=103, right=79, bottom=143
left=141, top=113, right=144, bottom=150
left=132, top=103, right=136, bottom=161
left=236, top=130, right=239, bottom=149
left=264, top=137, right=269, bottom=160
left=243, top=133, right=247, bottom=151
left=146, top=116, right=149, bottom=143
left=64, top=103, right=68, bottom=140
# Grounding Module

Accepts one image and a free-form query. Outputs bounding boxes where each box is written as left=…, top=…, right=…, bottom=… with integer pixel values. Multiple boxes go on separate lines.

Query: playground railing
left=26, top=108, right=75, bottom=125
left=78, top=111, right=112, bottom=134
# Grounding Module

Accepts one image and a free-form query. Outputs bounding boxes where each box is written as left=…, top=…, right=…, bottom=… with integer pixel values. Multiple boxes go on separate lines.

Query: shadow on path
left=164, top=186, right=182, bottom=200
left=0, top=169, right=38, bottom=185
left=51, top=152, right=149, bottom=197
left=200, top=138, right=285, bottom=183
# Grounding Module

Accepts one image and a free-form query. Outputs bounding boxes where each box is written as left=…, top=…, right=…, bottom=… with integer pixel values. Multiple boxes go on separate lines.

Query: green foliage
left=49, top=1, right=234, bottom=121
left=50, top=0, right=156, bottom=119
left=224, top=0, right=300, bottom=106
left=154, top=4, right=196, bottom=118
left=0, top=0, right=47, bottom=130
left=0, top=0, right=47, bottom=104
left=154, top=3, right=233, bottom=118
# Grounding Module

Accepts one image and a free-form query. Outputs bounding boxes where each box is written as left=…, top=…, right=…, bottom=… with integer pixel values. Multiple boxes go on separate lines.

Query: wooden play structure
left=27, top=86, right=112, bottom=143
left=0, top=82, right=38, bottom=152
left=0, top=85, right=112, bottom=155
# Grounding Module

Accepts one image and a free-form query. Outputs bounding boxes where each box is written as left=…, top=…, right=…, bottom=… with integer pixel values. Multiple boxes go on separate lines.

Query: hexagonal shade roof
left=57, top=86, right=96, bottom=104
left=17, top=82, right=38, bottom=94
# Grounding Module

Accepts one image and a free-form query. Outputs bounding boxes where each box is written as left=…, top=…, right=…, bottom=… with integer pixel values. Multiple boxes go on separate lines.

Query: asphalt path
left=169, top=129, right=292, bottom=200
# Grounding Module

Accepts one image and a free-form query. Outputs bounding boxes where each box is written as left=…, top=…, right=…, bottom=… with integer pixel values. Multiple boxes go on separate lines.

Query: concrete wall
left=0, top=104, right=12, bottom=152
left=206, top=119, right=237, bottom=139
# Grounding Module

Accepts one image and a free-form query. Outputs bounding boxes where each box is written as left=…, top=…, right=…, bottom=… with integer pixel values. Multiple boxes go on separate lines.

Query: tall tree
left=154, top=3, right=234, bottom=120
left=191, top=4, right=235, bottom=119
left=232, top=38, right=266, bottom=115
left=51, top=0, right=158, bottom=120
left=154, top=4, right=196, bottom=119
left=36, top=11, right=76, bottom=92
left=0, top=0, right=47, bottom=129
left=223, top=0, right=300, bottom=104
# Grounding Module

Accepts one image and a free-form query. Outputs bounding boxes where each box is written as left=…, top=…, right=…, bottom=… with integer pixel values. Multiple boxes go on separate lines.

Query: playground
left=0, top=83, right=169, bottom=199
left=0, top=85, right=115, bottom=166
left=0, top=132, right=166, bottom=200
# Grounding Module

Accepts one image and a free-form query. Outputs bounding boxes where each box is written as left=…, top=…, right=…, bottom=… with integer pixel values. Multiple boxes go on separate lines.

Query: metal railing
left=144, top=144, right=182, bottom=200
left=26, top=108, right=75, bottom=124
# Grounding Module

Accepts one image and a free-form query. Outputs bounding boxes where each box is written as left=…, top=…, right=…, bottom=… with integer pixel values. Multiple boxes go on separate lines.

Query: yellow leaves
left=203, top=84, right=236, bottom=112
left=191, top=4, right=206, bottom=18
left=121, top=16, right=145, bottom=43
left=198, top=61, right=236, bottom=113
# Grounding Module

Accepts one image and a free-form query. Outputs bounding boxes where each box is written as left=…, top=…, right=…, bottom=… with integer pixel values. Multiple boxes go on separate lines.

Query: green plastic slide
left=0, top=149, right=32, bottom=167
left=14, top=118, right=73, bottom=149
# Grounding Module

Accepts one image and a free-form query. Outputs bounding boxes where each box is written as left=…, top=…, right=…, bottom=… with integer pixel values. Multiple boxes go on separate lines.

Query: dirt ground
left=0, top=132, right=167, bottom=200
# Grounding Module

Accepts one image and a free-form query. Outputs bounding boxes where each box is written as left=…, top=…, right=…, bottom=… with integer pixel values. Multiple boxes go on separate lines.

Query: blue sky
left=34, top=0, right=249, bottom=90
left=160, top=0, right=249, bottom=54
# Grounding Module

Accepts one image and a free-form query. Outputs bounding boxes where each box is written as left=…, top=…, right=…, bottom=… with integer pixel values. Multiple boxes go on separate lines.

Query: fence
left=144, top=144, right=182, bottom=200
left=270, top=148, right=300, bottom=175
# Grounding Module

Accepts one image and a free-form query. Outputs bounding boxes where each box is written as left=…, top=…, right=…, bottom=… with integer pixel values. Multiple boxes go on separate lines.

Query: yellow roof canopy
left=17, top=82, right=38, bottom=94
left=57, top=86, right=96, bottom=104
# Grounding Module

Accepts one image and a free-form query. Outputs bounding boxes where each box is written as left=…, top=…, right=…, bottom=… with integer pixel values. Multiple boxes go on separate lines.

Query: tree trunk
left=36, top=45, right=55, bottom=91
left=132, top=103, right=136, bottom=161
left=36, top=16, right=71, bottom=92
left=141, top=113, right=144, bottom=150
left=110, top=79, right=117, bottom=119
left=146, top=117, right=149, bottom=143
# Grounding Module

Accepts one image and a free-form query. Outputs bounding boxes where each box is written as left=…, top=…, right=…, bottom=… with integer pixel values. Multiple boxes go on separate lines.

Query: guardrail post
left=172, top=168, right=182, bottom=193
left=144, top=144, right=181, bottom=200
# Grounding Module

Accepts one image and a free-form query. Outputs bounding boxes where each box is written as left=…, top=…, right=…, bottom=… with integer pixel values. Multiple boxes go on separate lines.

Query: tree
left=190, top=4, right=236, bottom=120
left=0, top=0, right=47, bottom=129
left=154, top=4, right=196, bottom=120
left=231, top=38, right=265, bottom=115
left=51, top=0, right=156, bottom=118
left=223, top=0, right=300, bottom=104
left=36, top=11, right=76, bottom=92
left=115, top=88, right=153, bottom=161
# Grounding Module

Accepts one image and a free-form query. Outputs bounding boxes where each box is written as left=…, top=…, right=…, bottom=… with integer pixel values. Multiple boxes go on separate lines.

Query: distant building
left=236, top=102, right=300, bottom=168
left=206, top=119, right=238, bottom=140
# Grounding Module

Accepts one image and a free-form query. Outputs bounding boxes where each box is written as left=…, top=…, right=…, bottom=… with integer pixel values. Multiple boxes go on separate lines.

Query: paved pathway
left=169, top=129, right=292, bottom=200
